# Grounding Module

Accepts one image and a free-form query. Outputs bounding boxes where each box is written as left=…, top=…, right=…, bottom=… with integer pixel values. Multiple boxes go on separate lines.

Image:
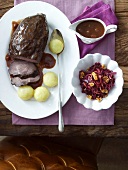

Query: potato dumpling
left=34, top=86, right=50, bottom=102
left=49, top=39, right=64, bottom=54
left=17, top=86, right=34, bottom=100
left=49, top=29, right=64, bottom=54
left=43, top=72, right=58, bottom=87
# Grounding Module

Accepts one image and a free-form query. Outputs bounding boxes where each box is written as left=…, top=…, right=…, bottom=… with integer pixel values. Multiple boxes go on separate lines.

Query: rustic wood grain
left=116, top=0, right=128, bottom=13
left=120, top=66, right=128, bottom=88
left=0, top=0, right=13, bottom=17
left=0, top=0, right=128, bottom=137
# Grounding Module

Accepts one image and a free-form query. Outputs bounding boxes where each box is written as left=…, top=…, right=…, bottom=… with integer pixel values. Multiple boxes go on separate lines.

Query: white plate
left=0, top=1, right=79, bottom=119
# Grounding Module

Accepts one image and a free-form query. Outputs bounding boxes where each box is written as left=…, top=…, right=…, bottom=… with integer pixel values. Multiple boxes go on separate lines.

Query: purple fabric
left=12, top=0, right=117, bottom=125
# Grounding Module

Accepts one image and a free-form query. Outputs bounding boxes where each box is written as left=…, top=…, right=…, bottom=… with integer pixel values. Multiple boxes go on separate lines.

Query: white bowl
left=71, top=53, right=124, bottom=111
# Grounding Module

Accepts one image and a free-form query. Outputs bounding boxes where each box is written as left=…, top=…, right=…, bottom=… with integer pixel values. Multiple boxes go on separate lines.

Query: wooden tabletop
left=0, top=0, right=128, bottom=137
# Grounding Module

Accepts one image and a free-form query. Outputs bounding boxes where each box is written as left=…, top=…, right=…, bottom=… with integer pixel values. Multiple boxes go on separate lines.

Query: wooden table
left=0, top=0, right=128, bottom=137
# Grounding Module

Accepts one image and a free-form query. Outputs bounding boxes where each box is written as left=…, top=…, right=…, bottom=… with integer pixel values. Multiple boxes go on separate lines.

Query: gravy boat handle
left=106, top=25, right=117, bottom=34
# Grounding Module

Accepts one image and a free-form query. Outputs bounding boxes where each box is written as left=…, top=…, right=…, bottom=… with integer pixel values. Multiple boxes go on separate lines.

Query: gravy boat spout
left=69, top=18, right=117, bottom=44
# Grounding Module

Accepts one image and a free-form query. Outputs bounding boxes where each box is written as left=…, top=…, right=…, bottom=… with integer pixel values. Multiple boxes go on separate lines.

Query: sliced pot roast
left=9, top=60, right=41, bottom=87
left=9, top=14, right=49, bottom=63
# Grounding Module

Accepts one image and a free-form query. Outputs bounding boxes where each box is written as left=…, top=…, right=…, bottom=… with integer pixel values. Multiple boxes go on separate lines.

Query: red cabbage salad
left=79, top=62, right=116, bottom=102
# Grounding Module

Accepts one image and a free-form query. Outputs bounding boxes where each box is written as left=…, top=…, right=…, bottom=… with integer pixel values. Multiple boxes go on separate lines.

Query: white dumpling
left=34, top=86, right=50, bottom=102
left=43, top=72, right=58, bottom=87
left=17, top=86, right=34, bottom=100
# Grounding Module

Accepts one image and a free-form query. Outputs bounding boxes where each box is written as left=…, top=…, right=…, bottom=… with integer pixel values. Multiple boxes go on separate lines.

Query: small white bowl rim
left=71, top=53, right=124, bottom=111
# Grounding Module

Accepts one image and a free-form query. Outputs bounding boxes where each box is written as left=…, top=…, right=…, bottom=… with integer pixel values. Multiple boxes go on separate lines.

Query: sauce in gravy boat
left=69, top=18, right=117, bottom=44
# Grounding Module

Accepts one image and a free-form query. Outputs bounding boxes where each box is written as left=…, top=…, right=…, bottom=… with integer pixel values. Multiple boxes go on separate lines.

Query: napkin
left=12, top=0, right=117, bottom=125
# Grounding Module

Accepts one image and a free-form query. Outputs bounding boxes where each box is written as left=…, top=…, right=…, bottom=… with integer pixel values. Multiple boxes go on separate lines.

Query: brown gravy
left=76, top=20, right=105, bottom=38
left=5, top=54, right=14, bottom=67
left=39, top=53, right=56, bottom=69
left=11, top=20, right=21, bottom=34
left=12, top=21, right=19, bottom=34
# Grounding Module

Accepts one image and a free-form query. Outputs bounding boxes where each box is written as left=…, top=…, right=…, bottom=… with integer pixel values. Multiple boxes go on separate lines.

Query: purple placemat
left=12, top=0, right=117, bottom=125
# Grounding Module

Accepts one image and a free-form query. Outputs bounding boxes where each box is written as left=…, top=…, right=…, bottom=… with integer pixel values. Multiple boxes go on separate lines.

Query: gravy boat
left=69, top=18, right=117, bottom=44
